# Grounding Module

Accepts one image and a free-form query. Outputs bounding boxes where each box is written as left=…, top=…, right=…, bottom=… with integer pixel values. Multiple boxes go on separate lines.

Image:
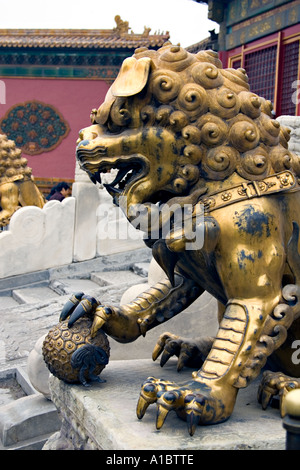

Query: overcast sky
left=0, top=0, right=219, bottom=48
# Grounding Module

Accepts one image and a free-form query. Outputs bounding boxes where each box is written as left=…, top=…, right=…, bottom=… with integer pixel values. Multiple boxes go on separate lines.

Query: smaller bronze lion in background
left=0, top=134, right=45, bottom=227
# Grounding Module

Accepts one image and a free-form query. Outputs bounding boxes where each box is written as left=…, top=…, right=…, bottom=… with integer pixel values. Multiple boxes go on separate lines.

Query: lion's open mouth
left=76, top=146, right=148, bottom=203
left=102, top=162, right=143, bottom=197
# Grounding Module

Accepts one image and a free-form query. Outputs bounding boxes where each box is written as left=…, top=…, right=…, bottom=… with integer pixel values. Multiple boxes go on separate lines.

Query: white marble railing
left=277, top=115, right=300, bottom=155
left=0, top=164, right=144, bottom=278
left=0, top=197, right=75, bottom=278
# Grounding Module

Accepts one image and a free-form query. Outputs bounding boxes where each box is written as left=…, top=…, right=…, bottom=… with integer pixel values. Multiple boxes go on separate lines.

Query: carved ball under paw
left=42, top=316, right=110, bottom=385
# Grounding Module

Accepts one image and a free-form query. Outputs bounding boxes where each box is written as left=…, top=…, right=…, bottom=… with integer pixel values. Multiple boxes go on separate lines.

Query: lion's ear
left=96, top=57, right=152, bottom=125
left=97, top=87, right=115, bottom=125
left=111, top=57, right=152, bottom=97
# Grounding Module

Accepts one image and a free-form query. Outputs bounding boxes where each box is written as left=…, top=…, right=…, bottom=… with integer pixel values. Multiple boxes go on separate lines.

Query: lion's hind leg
left=0, top=182, right=19, bottom=226
left=138, top=296, right=290, bottom=433
left=18, top=179, right=45, bottom=208
left=256, top=219, right=300, bottom=415
left=258, top=370, right=300, bottom=415
left=258, top=316, right=300, bottom=414
left=152, top=332, right=214, bottom=371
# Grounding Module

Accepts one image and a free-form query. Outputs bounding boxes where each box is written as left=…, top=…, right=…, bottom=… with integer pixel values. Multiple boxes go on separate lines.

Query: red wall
left=0, top=78, right=110, bottom=179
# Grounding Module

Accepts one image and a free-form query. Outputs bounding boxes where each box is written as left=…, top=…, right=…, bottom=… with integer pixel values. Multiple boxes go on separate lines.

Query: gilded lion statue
left=0, top=134, right=45, bottom=227
left=58, top=44, right=300, bottom=434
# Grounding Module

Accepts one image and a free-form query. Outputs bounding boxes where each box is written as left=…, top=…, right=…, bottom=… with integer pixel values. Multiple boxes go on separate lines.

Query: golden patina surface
left=0, top=134, right=45, bottom=227
left=50, top=44, right=300, bottom=434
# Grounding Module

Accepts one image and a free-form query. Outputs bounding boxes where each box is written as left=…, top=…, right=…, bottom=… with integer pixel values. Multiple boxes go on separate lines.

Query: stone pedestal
left=0, top=393, right=60, bottom=450
left=45, top=359, right=286, bottom=450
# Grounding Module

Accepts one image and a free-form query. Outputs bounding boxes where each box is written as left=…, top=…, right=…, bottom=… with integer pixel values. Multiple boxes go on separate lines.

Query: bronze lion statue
left=59, top=44, right=300, bottom=435
left=0, top=134, right=45, bottom=227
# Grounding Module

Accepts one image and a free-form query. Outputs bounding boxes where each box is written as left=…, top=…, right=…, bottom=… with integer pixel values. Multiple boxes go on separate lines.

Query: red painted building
left=0, top=18, right=169, bottom=194
left=192, top=0, right=300, bottom=116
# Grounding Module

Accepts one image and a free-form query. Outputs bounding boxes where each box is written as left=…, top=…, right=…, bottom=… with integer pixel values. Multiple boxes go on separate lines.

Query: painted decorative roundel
left=0, top=100, right=70, bottom=155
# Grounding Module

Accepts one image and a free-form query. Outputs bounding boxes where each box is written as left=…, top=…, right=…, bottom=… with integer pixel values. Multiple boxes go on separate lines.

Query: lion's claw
left=91, top=306, right=113, bottom=337
left=152, top=332, right=180, bottom=362
left=184, top=394, right=205, bottom=436
left=156, top=390, right=185, bottom=429
left=136, top=377, right=177, bottom=420
left=157, top=338, right=198, bottom=370
left=152, top=332, right=211, bottom=371
left=137, top=376, right=221, bottom=435
left=155, top=389, right=207, bottom=435
left=67, top=295, right=100, bottom=327
left=59, top=292, right=84, bottom=321
left=258, top=370, right=300, bottom=416
left=59, top=292, right=100, bottom=326
left=58, top=292, right=112, bottom=335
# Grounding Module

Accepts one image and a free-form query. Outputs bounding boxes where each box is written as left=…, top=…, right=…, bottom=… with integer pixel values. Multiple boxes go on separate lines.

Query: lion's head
left=76, top=44, right=300, bottom=228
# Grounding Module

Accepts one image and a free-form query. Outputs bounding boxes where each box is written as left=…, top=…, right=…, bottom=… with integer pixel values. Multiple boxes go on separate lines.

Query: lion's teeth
left=103, top=183, right=122, bottom=195
left=95, top=172, right=102, bottom=184
left=110, top=167, right=129, bottom=187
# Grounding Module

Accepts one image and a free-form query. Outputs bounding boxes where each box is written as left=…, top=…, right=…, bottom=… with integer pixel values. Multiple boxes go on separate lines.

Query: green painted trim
left=226, top=4, right=300, bottom=49
left=226, top=0, right=294, bottom=27
left=0, top=65, right=121, bottom=79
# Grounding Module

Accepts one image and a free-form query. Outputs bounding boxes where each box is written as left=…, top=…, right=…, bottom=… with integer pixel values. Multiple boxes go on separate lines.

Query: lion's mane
left=106, top=44, right=300, bottom=188
left=0, top=134, right=32, bottom=183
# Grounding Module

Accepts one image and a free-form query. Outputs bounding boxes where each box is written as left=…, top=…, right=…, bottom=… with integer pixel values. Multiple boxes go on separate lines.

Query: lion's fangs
left=104, top=169, right=136, bottom=196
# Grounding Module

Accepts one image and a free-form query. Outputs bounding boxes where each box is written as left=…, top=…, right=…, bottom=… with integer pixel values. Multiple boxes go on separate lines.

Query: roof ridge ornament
left=114, top=15, right=131, bottom=36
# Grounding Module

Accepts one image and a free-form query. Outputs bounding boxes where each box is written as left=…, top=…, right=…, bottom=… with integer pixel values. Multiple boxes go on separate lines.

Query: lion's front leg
left=60, top=273, right=203, bottom=343
left=138, top=295, right=287, bottom=433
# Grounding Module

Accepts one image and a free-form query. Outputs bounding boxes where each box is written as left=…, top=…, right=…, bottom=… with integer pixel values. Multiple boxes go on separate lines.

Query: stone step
left=50, top=278, right=103, bottom=296
left=0, top=393, right=60, bottom=450
left=50, top=271, right=147, bottom=296
left=91, top=269, right=147, bottom=287
left=0, top=271, right=50, bottom=296
left=0, top=268, right=149, bottom=310
left=11, top=286, right=60, bottom=305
